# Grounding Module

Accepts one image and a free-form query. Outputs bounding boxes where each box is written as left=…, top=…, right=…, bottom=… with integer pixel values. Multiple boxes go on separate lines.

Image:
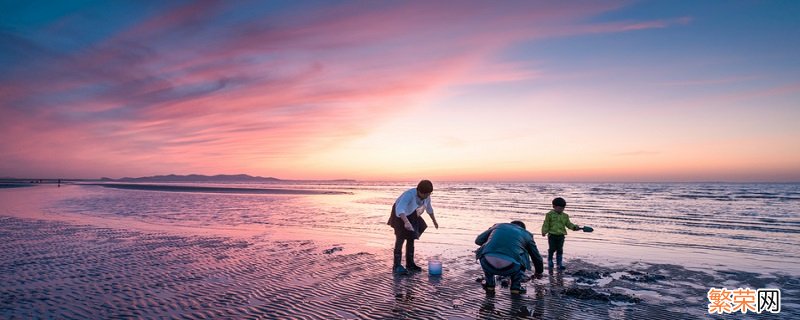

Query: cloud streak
left=1, top=1, right=695, bottom=178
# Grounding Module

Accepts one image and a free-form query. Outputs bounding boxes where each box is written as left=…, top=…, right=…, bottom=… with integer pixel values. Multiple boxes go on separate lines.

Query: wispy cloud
left=657, top=75, right=761, bottom=87
left=0, top=1, right=693, bottom=178
left=577, top=16, right=692, bottom=34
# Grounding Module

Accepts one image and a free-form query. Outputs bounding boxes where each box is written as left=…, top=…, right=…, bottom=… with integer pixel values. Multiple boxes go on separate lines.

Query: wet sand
left=2, top=184, right=798, bottom=319
left=2, top=214, right=797, bottom=319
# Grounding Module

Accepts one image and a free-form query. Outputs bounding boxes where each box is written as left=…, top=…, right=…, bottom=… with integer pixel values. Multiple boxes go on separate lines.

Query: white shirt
left=394, top=188, right=434, bottom=217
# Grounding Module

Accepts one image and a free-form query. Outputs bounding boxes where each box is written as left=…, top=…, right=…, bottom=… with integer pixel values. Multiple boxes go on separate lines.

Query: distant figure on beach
left=387, top=180, right=439, bottom=274
left=541, top=197, right=581, bottom=271
left=475, top=221, right=544, bottom=295
left=58, top=179, right=61, bottom=187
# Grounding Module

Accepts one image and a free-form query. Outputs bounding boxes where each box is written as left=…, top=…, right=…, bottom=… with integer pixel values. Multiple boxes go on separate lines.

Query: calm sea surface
left=27, top=181, right=798, bottom=276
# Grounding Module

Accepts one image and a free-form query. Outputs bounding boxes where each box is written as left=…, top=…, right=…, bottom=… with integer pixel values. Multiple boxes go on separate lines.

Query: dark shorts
left=387, top=204, right=427, bottom=239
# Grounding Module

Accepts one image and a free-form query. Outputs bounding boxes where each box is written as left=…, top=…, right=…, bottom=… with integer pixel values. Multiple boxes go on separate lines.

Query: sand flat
left=4, top=215, right=797, bottom=319
left=2, top=184, right=798, bottom=318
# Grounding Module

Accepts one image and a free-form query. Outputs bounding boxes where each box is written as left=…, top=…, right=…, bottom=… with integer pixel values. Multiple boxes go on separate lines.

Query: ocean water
left=2, top=181, right=799, bottom=319
left=33, top=181, right=800, bottom=275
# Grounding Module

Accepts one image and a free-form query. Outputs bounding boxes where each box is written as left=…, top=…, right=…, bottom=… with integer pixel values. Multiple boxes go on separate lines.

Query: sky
left=1, top=0, right=799, bottom=182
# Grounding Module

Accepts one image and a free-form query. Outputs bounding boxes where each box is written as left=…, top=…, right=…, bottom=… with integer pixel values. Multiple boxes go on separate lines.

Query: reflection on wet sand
left=2, top=185, right=798, bottom=319
left=546, top=272, right=571, bottom=319
left=478, top=278, right=547, bottom=319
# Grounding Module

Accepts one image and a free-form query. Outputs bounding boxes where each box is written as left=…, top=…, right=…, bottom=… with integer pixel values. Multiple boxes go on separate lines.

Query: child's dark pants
left=393, top=237, right=415, bottom=268
left=547, top=234, right=565, bottom=268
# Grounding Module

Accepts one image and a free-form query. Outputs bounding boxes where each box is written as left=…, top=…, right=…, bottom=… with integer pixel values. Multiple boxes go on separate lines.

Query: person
left=540, top=197, right=581, bottom=271
left=387, top=180, right=439, bottom=274
left=475, top=221, right=544, bottom=295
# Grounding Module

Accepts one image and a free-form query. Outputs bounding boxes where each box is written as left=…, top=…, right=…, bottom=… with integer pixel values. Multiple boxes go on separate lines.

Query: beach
left=1, top=183, right=798, bottom=319
left=4, top=1, right=799, bottom=318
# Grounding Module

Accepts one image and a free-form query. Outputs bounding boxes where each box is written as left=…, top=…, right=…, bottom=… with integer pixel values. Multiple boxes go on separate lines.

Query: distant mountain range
left=101, top=174, right=279, bottom=182
left=99, top=174, right=355, bottom=183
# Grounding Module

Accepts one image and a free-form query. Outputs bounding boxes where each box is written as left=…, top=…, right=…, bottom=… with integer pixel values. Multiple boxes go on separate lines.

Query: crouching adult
left=475, top=221, right=544, bottom=295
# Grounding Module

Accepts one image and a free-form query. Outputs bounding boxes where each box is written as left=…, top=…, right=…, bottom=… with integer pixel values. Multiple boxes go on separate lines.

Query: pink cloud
left=0, top=1, right=690, bottom=178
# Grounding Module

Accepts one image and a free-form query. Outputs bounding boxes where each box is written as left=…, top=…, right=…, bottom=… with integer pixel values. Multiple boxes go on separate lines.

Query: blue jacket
left=475, top=223, right=543, bottom=273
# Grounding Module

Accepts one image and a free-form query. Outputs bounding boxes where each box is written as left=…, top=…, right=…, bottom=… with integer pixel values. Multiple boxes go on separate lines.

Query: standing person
left=541, top=197, right=581, bottom=271
left=387, top=180, right=439, bottom=274
left=475, top=221, right=544, bottom=295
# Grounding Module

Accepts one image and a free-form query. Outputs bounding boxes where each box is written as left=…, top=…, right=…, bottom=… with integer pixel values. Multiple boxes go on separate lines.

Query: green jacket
left=541, top=210, right=578, bottom=236
left=475, top=223, right=543, bottom=273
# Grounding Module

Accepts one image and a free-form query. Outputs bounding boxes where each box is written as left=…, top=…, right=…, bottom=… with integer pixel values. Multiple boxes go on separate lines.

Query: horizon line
left=2, top=177, right=798, bottom=184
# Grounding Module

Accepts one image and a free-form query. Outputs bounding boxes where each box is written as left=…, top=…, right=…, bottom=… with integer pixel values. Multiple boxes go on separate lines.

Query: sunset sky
left=1, top=1, right=798, bottom=182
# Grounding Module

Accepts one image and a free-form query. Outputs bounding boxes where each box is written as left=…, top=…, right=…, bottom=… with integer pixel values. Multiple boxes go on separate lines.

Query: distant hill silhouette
left=109, top=174, right=282, bottom=183
left=102, top=174, right=355, bottom=183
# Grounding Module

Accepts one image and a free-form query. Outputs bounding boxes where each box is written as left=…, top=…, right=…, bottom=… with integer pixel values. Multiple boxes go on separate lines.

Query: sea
left=1, top=181, right=798, bottom=319
left=20, top=181, right=800, bottom=274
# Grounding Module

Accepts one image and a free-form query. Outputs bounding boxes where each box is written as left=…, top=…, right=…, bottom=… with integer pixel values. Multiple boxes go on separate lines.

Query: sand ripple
left=2, top=216, right=796, bottom=319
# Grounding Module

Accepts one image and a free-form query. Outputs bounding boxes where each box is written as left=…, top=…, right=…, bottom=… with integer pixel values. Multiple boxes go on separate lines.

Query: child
left=387, top=180, right=439, bottom=274
left=540, top=197, right=580, bottom=271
